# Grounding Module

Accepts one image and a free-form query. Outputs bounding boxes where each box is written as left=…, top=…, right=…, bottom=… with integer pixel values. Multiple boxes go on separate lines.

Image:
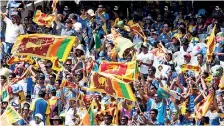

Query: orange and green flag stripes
left=206, top=24, right=216, bottom=62
left=79, top=100, right=95, bottom=125
left=99, top=60, right=139, bottom=82
left=89, top=72, right=136, bottom=101
left=11, top=34, right=79, bottom=62
left=180, top=64, right=201, bottom=73
left=33, top=10, right=55, bottom=28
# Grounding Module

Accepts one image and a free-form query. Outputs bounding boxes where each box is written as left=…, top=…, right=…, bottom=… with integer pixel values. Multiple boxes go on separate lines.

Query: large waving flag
left=89, top=72, right=136, bottom=101
left=11, top=34, right=78, bottom=62
left=99, top=60, right=138, bottom=82
left=206, top=24, right=216, bottom=62
left=3, top=104, right=23, bottom=124
left=194, top=93, right=214, bottom=119
left=33, top=10, right=55, bottom=28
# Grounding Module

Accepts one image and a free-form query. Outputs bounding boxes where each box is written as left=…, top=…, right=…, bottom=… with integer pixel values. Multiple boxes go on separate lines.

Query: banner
left=206, top=25, right=216, bottom=62
left=11, top=34, right=79, bottom=62
left=4, top=104, right=23, bottom=124
left=99, top=60, right=138, bottom=82
left=33, top=10, right=55, bottom=28
left=89, top=72, right=136, bottom=101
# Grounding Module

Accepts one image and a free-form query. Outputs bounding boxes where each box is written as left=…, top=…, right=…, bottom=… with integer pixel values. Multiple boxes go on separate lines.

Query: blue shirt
left=30, top=98, right=49, bottom=122
left=78, top=16, right=87, bottom=29
left=96, top=12, right=110, bottom=35
left=158, top=33, right=169, bottom=44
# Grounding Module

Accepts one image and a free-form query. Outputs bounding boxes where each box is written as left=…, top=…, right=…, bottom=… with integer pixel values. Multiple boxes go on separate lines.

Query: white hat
left=35, top=113, right=43, bottom=120
left=87, top=9, right=95, bottom=17
left=75, top=44, right=85, bottom=53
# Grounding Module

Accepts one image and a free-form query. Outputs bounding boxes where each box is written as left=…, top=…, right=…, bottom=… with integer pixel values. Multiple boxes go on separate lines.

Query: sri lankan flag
left=60, top=80, right=77, bottom=89
left=11, top=34, right=79, bottom=62
left=79, top=99, right=95, bottom=125
left=99, top=60, right=139, bottom=82
left=7, top=56, right=34, bottom=65
left=130, top=23, right=146, bottom=41
left=206, top=24, right=216, bottom=62
left=89, top=72, right=136, bottom=101
left=180, top=64, right=201, bottom=73
left=33, top=10, right=55, bottom=28
left=3, top=104, right=23, bottom=124
left=194, top=93, right=214, bottom=119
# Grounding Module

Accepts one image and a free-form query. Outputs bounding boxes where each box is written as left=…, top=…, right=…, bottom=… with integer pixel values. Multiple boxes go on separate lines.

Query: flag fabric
left=206, top=25, right=216, bottom=62
left=49, top=96, right=58, bottom=111
left=180, top=64, right=201, bottom=73
left=99, top=60, right=138, bottom=82
left=130, top=23, right=146, bottom=40
left=52, top=0, right=59, bottom=13
left=0, top=113, right=11, bottom=126
left=180, top=101, right=187, bottom=115
left=1, top=87, right=9, bottom=102
left=80, top=100, right=95, bottom=125
left=157, top=86, right=170, bottom=99
left=113, top=36, right=133, bottom=58
left=4, top=104, right=23, bottom=124
left=94, top=32, right=101, bottom=50
left=89, top=72, right=136, bottom=101
left=112, top=106, right=119, bottom=125
left=59, top=110, right=65, bottom=117
left=60, top=80, right=77, bottom=89
left=194, top=93, right=214, bottom=119
left=11, top=34, right=78, bottom=62
left=51, top=58, right=63, bottom=72
left=7, top=56, right=34, bottom=65
left=33, top=10, right=55, bottom=28
left=219, top=75, right=224, bottom=89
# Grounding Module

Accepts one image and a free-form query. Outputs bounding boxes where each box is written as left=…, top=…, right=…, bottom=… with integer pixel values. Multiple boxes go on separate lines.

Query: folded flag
left=206, top=24, right=216, bottom=62
left=180, top=64, right=201, bottom=73
left=194, top=93, right=214, bottom=119
left=4, top=104, right=23, bottom=124
left=11, top=34, right=78, bottom=62
left=33, top=10, right=55, bottom=28
left=51, top=58, right=63, bottom=72
left=89, top=72, right=136, bottom=101
left=60, top=80, right=77, bottom=89
left=99, top=60, right=138, bottom=82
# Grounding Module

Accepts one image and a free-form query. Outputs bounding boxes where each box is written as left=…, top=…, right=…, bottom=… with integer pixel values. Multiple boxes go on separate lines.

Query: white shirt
left=73, top=22, right=82, bottom=33
left=65, top=108, right=75, bottom=125
left=4, top=17, right=24, bottom=43
left=137, top=52, right=154, bottom=74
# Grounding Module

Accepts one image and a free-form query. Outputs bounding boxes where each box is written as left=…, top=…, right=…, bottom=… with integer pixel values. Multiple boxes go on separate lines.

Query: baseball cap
left=87, top=9, right=95, bottom=17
